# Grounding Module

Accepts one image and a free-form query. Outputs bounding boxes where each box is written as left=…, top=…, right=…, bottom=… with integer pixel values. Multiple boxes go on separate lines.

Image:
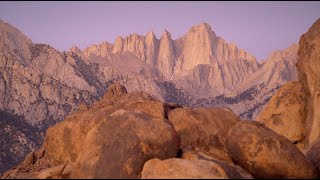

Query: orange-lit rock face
left=297, top=18, right=320, bottom=147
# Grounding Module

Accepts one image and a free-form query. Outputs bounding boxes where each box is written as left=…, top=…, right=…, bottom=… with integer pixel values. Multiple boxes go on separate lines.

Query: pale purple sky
left=0, top=1, right=319, bottom=60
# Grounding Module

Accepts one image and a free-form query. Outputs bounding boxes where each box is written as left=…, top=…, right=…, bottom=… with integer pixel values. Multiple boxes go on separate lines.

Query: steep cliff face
left=174, top=23, right=216, bottom=72
left=95, top=22, right=260, bottom=97
left=112, top=33, right=146, bottom=62
left=69, top=46, right=82, bottom=55
left=156, top=30, right=175, bottom=78
left=0, top=21, right=98, bottom=126
left=0, top=19, right=32, bottom=65
left=171, top=23, right=259, bottom=97
left=82, top=41, right=113, bottom=58
left=112, top=36, right=124, bottom=53
left=144, top=31, right=159, bottom=66
left=297, top=18, right=320, bottom=147
left=211, top=37, right=259, bottom=91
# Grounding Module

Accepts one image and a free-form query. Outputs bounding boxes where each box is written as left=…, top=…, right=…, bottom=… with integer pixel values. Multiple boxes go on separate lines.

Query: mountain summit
left=76, top=22, right=262, bottom=98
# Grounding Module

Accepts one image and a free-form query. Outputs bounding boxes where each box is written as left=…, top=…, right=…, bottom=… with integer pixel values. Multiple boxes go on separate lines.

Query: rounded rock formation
left=227, top=120, right=317, bottom=179
left=182, top=150, right=254, bottom=179
left=141, top=158, right=229, bottom=179
left=256, top=81, right=307, bottom=149
left=168, top=107, right=240, bottom=162
left=71, top=110, right=179, bottom=178
left=297, top=18, right=320, bottom=147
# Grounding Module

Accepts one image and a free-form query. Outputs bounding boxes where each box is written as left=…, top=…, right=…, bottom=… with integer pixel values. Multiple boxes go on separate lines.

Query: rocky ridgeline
left=1, top=83, right=318, bottom=179
left=79, top=22, right=297, bottom=100
left=0, top=19, right=298, bottom=127
left=0, top=19, right=298, bottom=124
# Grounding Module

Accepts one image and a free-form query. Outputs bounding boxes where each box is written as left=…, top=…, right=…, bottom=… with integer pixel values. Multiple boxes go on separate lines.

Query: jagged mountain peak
left=145, top=31, right=157, bottom=38
left=69, top=45, right=82, bottom=54
left=127, top=33, right=142, bottom=38
left=189, top=22, right=213, bottom=33
left=65, top=22, right=282, bottom=99
left=93, top=41, right=113, bottom=47
left=185, top=22, right=216, bottom=38
left=114, top=35, right=124, bottom=41
left=265, top=43, right=298, bottom=64
left=82, top=41, right=113, bottom=58
left=283, top=43, right=299, bottom=57
left=112, top=36, right=124, bottom=53
left=162, top=29, right=172, bottom=38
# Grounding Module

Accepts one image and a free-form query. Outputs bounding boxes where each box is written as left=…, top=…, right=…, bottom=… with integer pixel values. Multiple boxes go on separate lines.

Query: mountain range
left=0, top=19, right=297, bottom=173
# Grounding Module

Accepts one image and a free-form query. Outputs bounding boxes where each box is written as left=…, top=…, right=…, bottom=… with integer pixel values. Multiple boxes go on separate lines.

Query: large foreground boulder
left=227, top=120, right=317, bottom=178
left=181, top=150, right=253, bottom=179
left=44, top=99, right=170, bottom=166
left=297, top=18, right=320, bottom=147
left=168, top=107, right=240, bottom=162
left=44, top=83, right=172, bottom=166
left=43, top=85, right=179, bottom=178
left=71, top=110, right=178, bottom=178
left=256, top=81, right=307, bottom=149
left=141, top=158, right=230, bottom=179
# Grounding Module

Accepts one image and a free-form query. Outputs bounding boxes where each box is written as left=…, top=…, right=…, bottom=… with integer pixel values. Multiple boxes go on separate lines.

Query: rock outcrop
left=0, top=110, right=44, bottom=174
left=112, top=36, right=124, bottom=53
left=297, top=18, right=320, bottom=147
left=2, top=146, right=74, bottom=179
left=255, top=18, right=320, bottom=151
left=174, top=23, right=216, bottom=72
left=82, top=41, right=113, bottom=58
left=69, top=46, right=82, bottom=55
left=181, top=150, right=254, bottom=179
left=257, top=81, right=307, bottom=149
left=141, top=158, right=230, bottom=179
left=172, top=23, right=260, bottom=98
left=156, top=30, right=175, bottom=78
left=227, top=120, right=317, bottom=179
left=168, top=107, right=240, bottom=162
left=144, top=31, right=159, bottom=66
left=71, top=110, right=178, bottom=179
